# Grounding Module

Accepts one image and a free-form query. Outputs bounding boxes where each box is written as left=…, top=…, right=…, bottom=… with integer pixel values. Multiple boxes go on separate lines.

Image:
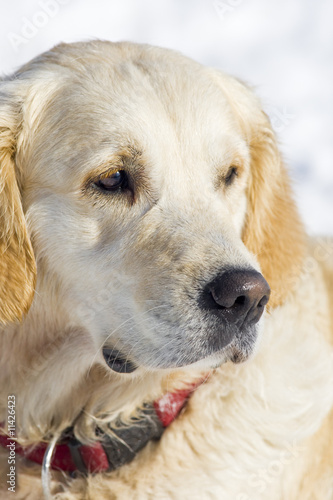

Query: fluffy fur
left=0, top=41, right=332, bottom=499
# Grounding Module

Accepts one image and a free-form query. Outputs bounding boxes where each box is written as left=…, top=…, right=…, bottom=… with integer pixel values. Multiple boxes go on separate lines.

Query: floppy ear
left=0, top=92, right=36, bottom=325
left=242, top=113, right=305, bottom=309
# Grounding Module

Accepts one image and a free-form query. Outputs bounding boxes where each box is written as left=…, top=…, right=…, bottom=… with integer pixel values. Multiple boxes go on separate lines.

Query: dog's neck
left=0, top=302, right=207, bottom=446
left=1, top=373, right=209, bottom=476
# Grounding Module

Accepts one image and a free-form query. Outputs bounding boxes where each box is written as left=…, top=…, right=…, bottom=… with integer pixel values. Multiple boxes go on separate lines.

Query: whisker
left=87, top=304, right=168, bottom=372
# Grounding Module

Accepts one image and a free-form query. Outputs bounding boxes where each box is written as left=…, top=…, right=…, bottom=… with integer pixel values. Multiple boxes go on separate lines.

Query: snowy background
left=1, top=0, right=332, bottom=235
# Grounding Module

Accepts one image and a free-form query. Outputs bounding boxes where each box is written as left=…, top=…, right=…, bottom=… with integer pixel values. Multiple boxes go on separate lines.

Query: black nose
left=201, top=269, right=270, bottom=327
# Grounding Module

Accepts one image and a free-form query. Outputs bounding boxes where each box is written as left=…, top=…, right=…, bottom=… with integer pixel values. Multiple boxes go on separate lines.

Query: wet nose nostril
left=234, top=295, right=247, bottom=307
left=201, top=269, right=271, bottom=327
left=210, top=293, right=248, bottom=310
left=257, top=295, right=269, bottom=308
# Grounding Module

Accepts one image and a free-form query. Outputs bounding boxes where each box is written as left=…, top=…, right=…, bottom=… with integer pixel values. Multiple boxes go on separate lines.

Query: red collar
left=0, top=380, right=206, bottom=475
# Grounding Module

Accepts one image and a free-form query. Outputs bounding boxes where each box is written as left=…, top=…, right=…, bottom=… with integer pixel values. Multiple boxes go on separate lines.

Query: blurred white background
left=1, top=0, right=332, bottom=234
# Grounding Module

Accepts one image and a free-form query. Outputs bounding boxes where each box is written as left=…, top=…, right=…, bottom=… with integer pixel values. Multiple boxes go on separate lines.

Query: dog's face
left=0, top=42, right=304, bottom=377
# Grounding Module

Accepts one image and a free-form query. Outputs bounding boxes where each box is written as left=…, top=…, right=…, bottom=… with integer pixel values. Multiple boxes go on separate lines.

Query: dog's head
left=0, top=41, right=304, bottom=375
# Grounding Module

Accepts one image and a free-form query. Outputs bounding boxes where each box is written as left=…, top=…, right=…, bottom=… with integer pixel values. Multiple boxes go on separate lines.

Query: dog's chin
left=180, top=342, right=256, bottom=372
left=164, top=324, right=261, bottom=371
left=102, top=331, right=258, bottom=375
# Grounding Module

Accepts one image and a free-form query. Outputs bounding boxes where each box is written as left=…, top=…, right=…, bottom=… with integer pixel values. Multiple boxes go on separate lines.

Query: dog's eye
left=96, top=170, right=128, bottom=191
left=225, top=167, right=238, bottom=187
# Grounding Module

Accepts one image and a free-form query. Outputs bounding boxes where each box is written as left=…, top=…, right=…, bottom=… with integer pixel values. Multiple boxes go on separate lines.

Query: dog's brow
left=81, top=145, right=144, bottom=183
left=102, top=145, right=143, bottom=169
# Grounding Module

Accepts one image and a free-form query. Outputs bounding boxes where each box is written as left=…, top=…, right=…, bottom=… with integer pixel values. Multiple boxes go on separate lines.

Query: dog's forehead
left=22, top=44, right=247, bottom=190
left=58, top=54, right=239, bottom=140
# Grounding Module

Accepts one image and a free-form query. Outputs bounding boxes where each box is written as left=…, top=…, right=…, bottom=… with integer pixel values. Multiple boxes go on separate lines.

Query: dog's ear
left=0, top=88, right=36, bottom=325
left=242, top=112, right=305, bottom=309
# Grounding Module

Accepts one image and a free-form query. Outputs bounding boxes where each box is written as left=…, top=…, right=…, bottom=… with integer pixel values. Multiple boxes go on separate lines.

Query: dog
left=0, top=41, right=332, bottom=500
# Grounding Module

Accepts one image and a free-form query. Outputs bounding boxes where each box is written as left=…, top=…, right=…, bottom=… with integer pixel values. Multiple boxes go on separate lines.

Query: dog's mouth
left=102, top=348, right=137, bottom=373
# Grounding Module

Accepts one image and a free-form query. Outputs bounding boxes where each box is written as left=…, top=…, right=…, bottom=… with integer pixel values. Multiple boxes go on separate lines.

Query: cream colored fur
left=0, top=41, right=332, bottom=499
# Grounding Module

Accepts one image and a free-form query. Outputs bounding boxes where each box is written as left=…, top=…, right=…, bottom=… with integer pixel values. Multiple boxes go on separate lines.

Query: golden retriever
left=0, top=41, right=333, bottom=500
